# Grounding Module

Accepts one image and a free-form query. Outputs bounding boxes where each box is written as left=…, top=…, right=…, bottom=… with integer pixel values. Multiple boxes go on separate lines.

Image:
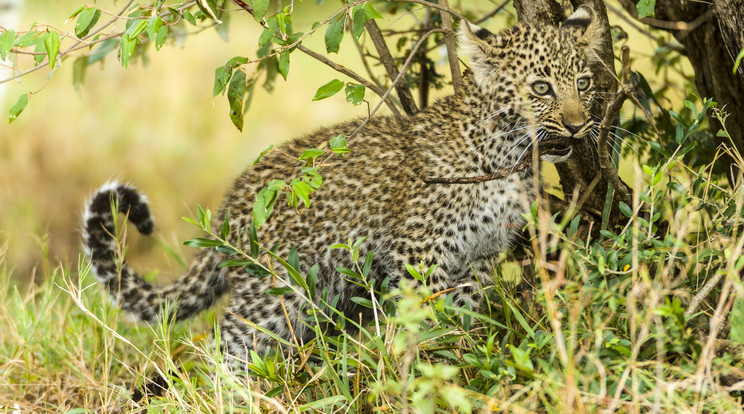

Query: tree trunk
left=513, top=0, right=628, bottom=229
left=619, top=0, right=744, bottom=183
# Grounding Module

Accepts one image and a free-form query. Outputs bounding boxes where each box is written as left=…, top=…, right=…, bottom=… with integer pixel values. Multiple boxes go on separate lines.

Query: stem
left=365, top=19, right=418, bottom=115
left=438, top=0, right=464, bottom=94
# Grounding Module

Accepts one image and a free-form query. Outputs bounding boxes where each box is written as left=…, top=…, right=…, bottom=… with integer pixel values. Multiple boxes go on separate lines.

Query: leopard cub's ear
left=458, top=20, right=505, bottom=84
left=560, top=5, right=603, bottom=61
left=457, top=20, right=492, bottom=62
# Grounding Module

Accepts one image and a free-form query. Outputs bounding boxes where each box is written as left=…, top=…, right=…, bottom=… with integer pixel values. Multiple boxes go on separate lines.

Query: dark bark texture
left=619, top=0, right=744, bottom=182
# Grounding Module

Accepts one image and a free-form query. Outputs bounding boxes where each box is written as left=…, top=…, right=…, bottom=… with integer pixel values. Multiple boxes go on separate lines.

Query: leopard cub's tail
left=83, top=182, right=228, bottom=322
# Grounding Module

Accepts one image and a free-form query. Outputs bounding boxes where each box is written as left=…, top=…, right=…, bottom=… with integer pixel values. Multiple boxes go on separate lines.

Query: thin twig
left=605, top=3, right=687, bottom=54
left=297, top=45, right=402, bottom=118
left=640, top=9, right=714, bottom=32
left=475, top=0, right=511, bottom=25
left=423, top=142, right=571, bottom=184
left=438, top=0, right=464, bottom=94
left=394, top=0, right=468, bottom=21
left=348, top=29, right=445, bottom=138
left=365, top=19, right=419, bottom=115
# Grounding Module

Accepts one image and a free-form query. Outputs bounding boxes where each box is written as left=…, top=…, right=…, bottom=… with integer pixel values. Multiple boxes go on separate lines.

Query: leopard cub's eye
left=531, top=81, right=552, bottom=96
left=577, top=77, right=591, bottom=91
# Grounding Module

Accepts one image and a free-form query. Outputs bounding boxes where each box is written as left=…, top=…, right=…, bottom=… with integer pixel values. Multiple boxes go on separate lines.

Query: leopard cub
left=83, top=6, right=602, bottom=362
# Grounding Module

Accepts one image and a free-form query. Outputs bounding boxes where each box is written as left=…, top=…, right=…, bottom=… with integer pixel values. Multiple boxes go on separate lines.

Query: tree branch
left=597, top=45, right=632, bottom=205
left=438, top=0, right=464, bottom=94
left=348, top=29, right=445, bottom=138
left=365, top=20, right=419, bottom=115
left=423, top=142, right=571, bottom=184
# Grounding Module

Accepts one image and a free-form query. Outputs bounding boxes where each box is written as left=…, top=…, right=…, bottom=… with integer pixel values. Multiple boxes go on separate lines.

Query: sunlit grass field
left=2, top=1, right=742, bottom=412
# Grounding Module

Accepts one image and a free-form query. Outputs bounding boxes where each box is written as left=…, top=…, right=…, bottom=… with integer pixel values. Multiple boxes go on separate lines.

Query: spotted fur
left=83, top=6, right=601, bottom=362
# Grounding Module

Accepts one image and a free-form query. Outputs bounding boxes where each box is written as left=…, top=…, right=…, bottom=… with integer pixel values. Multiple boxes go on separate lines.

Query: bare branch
left=475, top=0, right=512, bottom=25
left=393, top=0, right=468, bottom=21
left=423, top=142, right=571, bottom=185
left=365, top=20, right=419, bottom=115
left=596, top=46, right=632, bottom=205
left=437, top=0, right=463, bottom=94
left=348, top=29, right=446, bottom=139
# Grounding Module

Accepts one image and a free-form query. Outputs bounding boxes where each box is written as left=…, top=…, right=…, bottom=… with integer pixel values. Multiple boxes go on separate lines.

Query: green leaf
left=119, top=35, right=136, bottom=68
left=734, top=48, right=744, bottom=74
left=249, top=220, right=259, bottom=258
left=182, top=10, right=197, bottom=25
left=352, top=6, right=367, bottom=41
left=146, top=16, right=163, bottom=43
left=336, top=267, right=361, bottom=278
left=362, top=251, right=374, bottom=277
left=88, top=38, right=118, bottom=64
left=155, top=25, right=168, bottom=50
left=183, top=238, right=224, bottom=248
left=253, top=144, right=274, bottom=165
left=618, top=201, right=632, bottom=218
left=291, top=180, right=313, bottom=208
left=8, top=93, right=29, bottom=124
left=278, top=50, right=290, bottom=80
left=265, top=287, right=293, bottom=296
left=306, top=264, right=318, bottom=298
left=228, top=69, right=247, bottom=131
left=246, top=263, right=271, bottom=278
left=405, top=264, right=424, bottom=282
left=265, top=249, right=308, bottom=291
left=14, top=31, right=42, bottom=48
left=218, top=259, right=254, bottom=268
left=44, top=31, right=60, bottom=70
left=75, top=8, right=101, bottom=38
left=329, top=134, right=349, bottom=155
left=288, top=247, right=301, bottom=274
left=126, top=20, right=148, bottom=41
left=362, top=3, right=382, bottom=19
left=197, top=205, right=212, bottom=231
left=636, top=0, right=655, bottom=18
left=313, top=79, right=344, bottom=101
left=350, top=297, right=373, bottom=308
left=324, top=14, right=344, bottom=54
left=258, top=28, right=273, bottom=47
left=345, top=84, right=365, bottom=105
left=0, top=29, right=15, bottom=60
left=299, top=148, right=324, bottom=162
left=253, top=0, right=270, bottom=21
left=72, top=57, right=88, bottom=95
left=253, top=179, right=286, bottom=228
left=220, top=210, right=231, bottom=239
left=729, top=297, right=744, bottom=344
left=33, top=42, right=46, bottom=65
left=213, top=56, right=249, bottom=97
left=66, top=4, right=86, bottom=21
left=296, top=396, right=347, bottom=411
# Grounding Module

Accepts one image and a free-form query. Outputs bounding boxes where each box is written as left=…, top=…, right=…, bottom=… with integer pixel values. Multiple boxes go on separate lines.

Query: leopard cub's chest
left=423, top=174, right=532, bottom=261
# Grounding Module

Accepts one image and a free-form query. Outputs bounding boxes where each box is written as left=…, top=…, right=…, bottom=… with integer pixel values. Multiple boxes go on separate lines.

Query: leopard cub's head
left=459, top=6, right=603, bottom=163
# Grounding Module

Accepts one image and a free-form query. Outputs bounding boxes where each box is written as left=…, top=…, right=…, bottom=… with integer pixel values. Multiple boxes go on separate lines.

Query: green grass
left=3, top=149, right=744, bottom=412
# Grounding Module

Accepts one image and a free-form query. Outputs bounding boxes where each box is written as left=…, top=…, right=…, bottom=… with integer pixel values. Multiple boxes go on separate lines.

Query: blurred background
left=0, top=1, right=684, bottom=284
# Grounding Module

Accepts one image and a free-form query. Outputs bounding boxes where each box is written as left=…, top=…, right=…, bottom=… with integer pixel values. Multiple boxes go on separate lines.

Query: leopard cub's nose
left=562, top=120, right=586, bottom=136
